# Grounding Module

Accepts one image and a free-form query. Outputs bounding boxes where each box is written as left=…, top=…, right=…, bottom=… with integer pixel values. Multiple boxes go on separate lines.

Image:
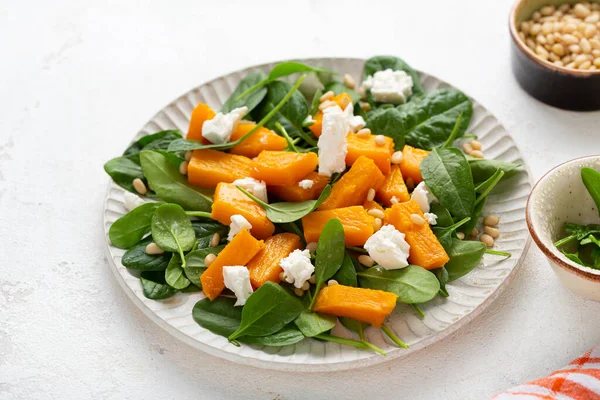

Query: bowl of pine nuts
left=510, top=0, right=600, bottom=110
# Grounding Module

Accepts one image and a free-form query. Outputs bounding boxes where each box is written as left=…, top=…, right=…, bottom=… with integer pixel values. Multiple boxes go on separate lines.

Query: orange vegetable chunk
left=187, top=103, right=215, bottom=143
left=376, top=165, right=411, bottom=206
left=302, top=206, right=374, bottom=246
left=251, top=151, right=319, bottom=186
left=200, top=228, right=264, bottom=300
left=384, top=200, right=449, bottom=269
left=346, top=133, right=394, bottom=174
left=267, top=172, right=329, bottom=202
left=187, top=149, right=253, bottom=188
left=211, top=182, right=275, bottom=239
left=363, top=199, right=384, bottom=213
left=229, top=122, right=287, bottom=158
left=318, top=156, right=385, bottom=210
left=313, top=284, right=397, bottom=327
left=246, top=233, right=302, bottom=289
left=400, top=145, right=430, bottom=184
left=308, top=92, right=353, bottom=137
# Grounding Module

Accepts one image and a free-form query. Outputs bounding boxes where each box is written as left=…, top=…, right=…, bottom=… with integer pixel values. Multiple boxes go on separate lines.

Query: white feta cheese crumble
left=298, top=179, right=314, bottom=189
left=201, top=106, right=248, bottom=144
left=318, top=105, right=348, bottom=177
left=232, top=177, right=268, bottom=203
left=411, top=182, right=438, bottom=213
left=343, top=104, right=366, bottom=133
left=222, top=266, right=253, bottom=306
left=361, top=69, right=414, bottom=104
left=424, top=212, right=438, bottom=226
left=123, top=191, right=145, bottom=211
left=227, top=214, right=252, bottom=241
left=364, top=225, right=411, bottom=270
left=279, top=249, right=314, bottom=289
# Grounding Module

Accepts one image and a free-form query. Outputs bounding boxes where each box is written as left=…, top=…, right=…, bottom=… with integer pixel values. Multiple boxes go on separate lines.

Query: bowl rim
left=508, top=0, right=600, bottom=77
left=526, top=155, right=600, bottom=282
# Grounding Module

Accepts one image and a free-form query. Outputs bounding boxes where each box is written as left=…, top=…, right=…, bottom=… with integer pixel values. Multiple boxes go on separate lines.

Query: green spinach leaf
left=104, top=155, right=144, bottom=193
left=294, top=308, right=336, bottom=338
left=429, top=203, right=454, bottom=227
left=358, top=265, right=439, bottom=304
left=165, top=254, right=190, bottom=290
left=366, top=107, right=405, bottom=150
left=581, top=234, right=600, bottom=247
left=191, top=221, right=228, bottom=248
left=151, top=204, right=196, bottom=265
left=444, top=239, right=486, bottom=282
left=467, top=157, right=520, bottom=184
left=184, top=245, right=226, bottom=288
left=109, top=202, right=162, bottom=249
left=562, top=249, right=585, bottom=266
left=140, top=271, right=178, bottom=300
left=333, top=253, right=358, bottom=287
left=324, top=82, right=361, bottom=104
left=123, top=130, right=183, bottom=158
left=308, top=88, right=323, bottom=117
left=121, top=236, right=172, bottom=271
left=433, top=267, right=449, bottom=297
left=193, top=297, right=243, bottom=338
left=221, top=72, right=268, bottom=114
left=363, top=55, right=423, bottom=95
left=582, top=167, right=600, bottom=217
left=241, top=325, right=305, bottom=347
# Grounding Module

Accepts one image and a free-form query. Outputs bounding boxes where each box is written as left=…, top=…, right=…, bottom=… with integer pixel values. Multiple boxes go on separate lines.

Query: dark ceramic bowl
left=509, top=0, right=600, bottom=111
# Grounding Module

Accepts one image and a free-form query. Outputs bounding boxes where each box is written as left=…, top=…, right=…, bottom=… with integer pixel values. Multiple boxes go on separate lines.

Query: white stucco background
left=2, top=0, right=600, bottom=398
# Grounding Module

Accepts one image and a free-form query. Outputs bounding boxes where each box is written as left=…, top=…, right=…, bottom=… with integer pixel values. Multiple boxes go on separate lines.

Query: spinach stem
left=308, top=283, right=320, bottom=310
left=361, top=341, right=387, bottom=356
left=235, top=80, right=269, bottom=101
left=275, top=122, right=299, bottom=153
left=485, top=249, right=512, bottom=258
left=346, top=246, right=368, bottom=254
left=358, top=324, right=366, bottom=342
left=554, top=234, right=577, bottom=248
left=441, top=113, right=463, bottom=148
left=381, top=324, right=409, bottom=349
left=410, top=304, right=425, bottom=319
left=315, top=333, right=387, bottom=354
left=462, top=134, right=478, bottom=139
left=186, top=211, right=213, bottom=219
left=172, top=235, right=187, bottom=269
left=475, top=170, right=505, bottom=206
left=236, top=186, right=271, bottom=209
left=446, top=217, right=471, bottom=233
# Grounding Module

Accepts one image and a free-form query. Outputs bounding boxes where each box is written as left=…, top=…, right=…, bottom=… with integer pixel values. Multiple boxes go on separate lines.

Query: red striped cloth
left=492, top=348, right=600, bottom=399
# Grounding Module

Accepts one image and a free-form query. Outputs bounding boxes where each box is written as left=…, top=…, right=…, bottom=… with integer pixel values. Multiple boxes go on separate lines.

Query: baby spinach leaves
left=294, top=297, right=337, bottom=338
left=109, top=203, right=162, bottom=249
left=363, top=55, right=423, bottom=95
left=104, top=155, right=145, bottom=193
left=193, top=297, right=243, bottom=338
left=555, top=223, right=600, bottom=269
left=241, top=325, right=305, bottom=347
left=237, top=185, right=331, bottom=223
left=358, top=266, right=440, bottom=304
left=582, top=168, right=600, bottom=217
left=221, top=72, right=268, bottom=114
left=184, top=245, right=225, bottom=287
left=151, top=204, right=196, bottom=266
left=421, top=148, right=475, bottom=221
left=165, top=254, right=190, bottom=290
left=121, top=236, right=172, bottom=271
left=443, top=239, right=486, bottom=282
left=433, top=267, right=449, bottom=297
left=140, top=271, right=178, bottom=300
left=140, top=150, right=213, bottom=211
left=191, top=221, right=228, bottom=248
left=366, top=107, right=406, bottom=150
left=467, top=157, right=520, bottom=184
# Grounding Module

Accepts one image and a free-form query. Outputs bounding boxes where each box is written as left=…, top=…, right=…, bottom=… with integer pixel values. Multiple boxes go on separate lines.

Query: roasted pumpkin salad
left=104, top=56, right=521, bottom=353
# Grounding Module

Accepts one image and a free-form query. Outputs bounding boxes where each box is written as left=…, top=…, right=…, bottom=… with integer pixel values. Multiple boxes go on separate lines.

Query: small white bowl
left=527, top=156, right=600, bottom=301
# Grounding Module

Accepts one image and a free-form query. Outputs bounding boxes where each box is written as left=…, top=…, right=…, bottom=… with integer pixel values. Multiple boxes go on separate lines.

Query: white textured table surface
left=2, top=0, right=600, bottom=399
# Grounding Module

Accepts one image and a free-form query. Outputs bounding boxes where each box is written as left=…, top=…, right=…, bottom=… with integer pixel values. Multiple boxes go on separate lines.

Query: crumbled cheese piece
left=222, top=266, right=253, bottom=306
left=227, top=214, right=252, bottom=241
left=424, top=212, right=438, bottom=226
left=124, top=191, right=145, bottom=211
left=298, top=179, right=314, bottom=189
left=201, top=106, right=248, bottom=144
left=411, top=182, right=438, bottom=213
left=232, top=177, right=268, bottom=203
left=364, top=225, right=411, bottom=270
left=343, top=104, right=366, bottom=133
left=318, top=106, right=348, bottom=177
left=279, top=249, right=314, bottom=289
left=361, top=69, right=413, bottom=104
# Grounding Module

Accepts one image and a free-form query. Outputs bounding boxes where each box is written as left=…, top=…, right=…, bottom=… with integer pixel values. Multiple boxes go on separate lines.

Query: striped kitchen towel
left=493, top=348, right=600, bottom=399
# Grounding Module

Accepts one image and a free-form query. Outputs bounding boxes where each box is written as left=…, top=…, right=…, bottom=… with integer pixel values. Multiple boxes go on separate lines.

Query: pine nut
left=563, top=33, right=579, bottom=44
left=327, top=279, right=339, bottom=287
left=367, top=208, right=385, bottom=219
left=574, top=3, right=591, bottom=18
left=562, top=55, right=573, bottom=64
left=210, top=233, right=220, bottom=247
left=359, top=102, right=371, bottom=112
left=309, top=275, right=317, bottom=284
left=587, top=13, right=600, bottom=23
left=541, top=5, right=555, bottom=16
left=519, top=32, right=526, bottom=42
left=358, top=255, right=375, bottom=267
left=133, top=178, right=147, bottom=195
left=580, top=60, right=592, bottom=69
left=484, top=215, right=500, bottom=226
left=552, top=43, right=565, bottom=56
left=145, top=242, right=164, bottom=255
left=179, top=160, right=189, bottom=175
left=319, top=100, right=337, bottom=111
left=372, top=218, right=383, bottom=231
left=457, top=232, right=465, bottom=240
left=471, top=140, right=482, bottom=150
left=204, top=253, right=216, bottom=267
left=549, top=52, right=560, bottom=62
left=547, top=33, right=556, bottom=45
left=357, top=128, right=371, bottom=137
left=554, top=60, right=565, bottom=66
left=594, top=57, right=600, bottom=67
left=294, top=288, right=304, bottom=297
left=566, top=61, right=577, bottom=68
left=585, top=23, right=598, bottom=37
left=590, top=38, right=600, bottom=49
left=594, top=49, right=600, bottom=57
left=367, top=188, right=376, bottom=202
left=279, top=271, right=286, bottom=281
left=521, top=21, right=531, bottom=34
left=471, top=150, right=484, bottom=159
left=575, top=53, right=589, bottom=65
left=390, top=196, right=400, bottom=205
left=471, top=228, right=479, bottom=237
left=320, top=91, right=334, bottom=102
left=531, top=23, right=542, bottom=35
left=526, top=38, right=536, bottom=50
left=410, top=213, right=426, bottom=225
left=559, top=3, right=571, bottom=13
left=374, top=135, right=386, bottom=145
left=562, top=23, right=577, bottom=34
left=306, top=242, right=318, bottom=253
left=343, top=73, right=356, bottom=89
left=302, top=281, right=310, bottom=291
left=533, top=11, right=542, bottom=21
left=463, top=143, right=474, bottom=154
left=185, top=151, right=193, bottom=161
left=391, top=151, right=403, bottom=164
left=480, top=234, right=495, bottom=248
left=536, top=33, right=547, bottom=45
left=484, top=226, right=501, bottom=239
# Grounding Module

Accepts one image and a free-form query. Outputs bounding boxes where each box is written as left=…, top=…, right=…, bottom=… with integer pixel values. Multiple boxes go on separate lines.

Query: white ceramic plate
left=103, top=57, right=532, bottom=372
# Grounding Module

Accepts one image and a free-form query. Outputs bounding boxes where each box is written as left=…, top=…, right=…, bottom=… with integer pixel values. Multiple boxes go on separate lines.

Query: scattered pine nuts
left=327, top=279, right=339, bottom=287
left=471, top=140, right=482, bottom=150
left=390, top=196, right=400, bottom=204
left=471, top=228, right=480, bottom=237
left=210, top=233, right=220, bottom=247
left=457, top=232, right=466, bottom=240
left=319, top=100, right=337, bottom=111
left=294, top=288, right=304, bottom=297
left=306, top=242, right=318, bottom=253
left=359, top=102, right=371, bottom=112
left=480, top=234, right=495, bottom=247
left=204, top=253, right=216, bottom=267
left=463, top=143, right=474, bottom=154
left=374, top=135, right=386, bottom=145
left=343, top=73, right=356, bottom=89
left=484, top=215, right=500, bottom=226
left=179, top=160, right=189, bottom=175
left=302, top=281, right=310, bottom=291
left=372, top=217, right=383, bottom=231
left=367, top=188, right=376, bottom=202
left=391, top=151, right=403, bottom=164
left=470, top=150, right=485, bottom=159
left=320, top=91, right=334, bottom=102
left=145, top=242, right=164, bottom=255
left=484, top=226, right=501, bottom=238
left=185, top=151, right=193, bottom=162
left=357, top=128, right=371, bottom=137
left=410, top=213, right=426, bottom=225
left=358, top=255, right=375, bottom=267
left=367, top=208, right=386, bottom=219
left=132, top=178, right=147, bottom=195
left=309, top=275, right=317, bottom=284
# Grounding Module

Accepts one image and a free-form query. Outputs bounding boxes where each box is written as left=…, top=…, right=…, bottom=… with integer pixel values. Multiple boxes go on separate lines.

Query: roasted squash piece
left=200, top=228, right=264, bottom=300
left=187, top=103, right=215, bottom=143
left=363, top=199, right=384, bottom=213
left=267, top=172, right=330, bottom=202
left=246, top=233, right=302, bottom=288
left=229, top=122, right=287, bottom=158
left=313, top=284, right=397, bottom=327
left=302, top=206, right=374, bottom=246
left=188, top=149, right=253, bottom=188
left=251, top=151, right=319, bottom=186
left=308, top=92, right=353, bottom=137
left=211, top=182, right=275, bottom=239
left=376, top=165, right=411, bottom=206
left=346, top=133, right=394, bottom=174
left=400, top=145, right=430, bottom=185
left=318, top=156, right=385, bottom=210
left=384, top=200, right=449, bottom=269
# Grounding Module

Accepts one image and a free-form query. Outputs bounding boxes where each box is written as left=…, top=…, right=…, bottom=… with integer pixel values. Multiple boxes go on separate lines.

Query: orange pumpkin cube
left=229, top=122, right=287, bottom=158
left=211, top=182, right=275, bottom=239
left=313, top=284, right=397, bottom=327
left=384, top=200, right=449, bottom=269
left=376, top=165, right=411, bottom=206
left=187, top=149, right=253, bottom=188
left=308, top=92, right=353, bottom=137
left=302, top=206, right=374, bottom=246
left=187, top=103, right=215, bottom=143
left=246, top=233, right=302, bottom=289
left=363, top=199, right=384, bottom=213
left=318, top=156, right=385, bottom=210
left=200, top=228, right=264, bottom=300
left=400, top=145, right=430, bottom=185
left=251, top=151, right=319, bottom=186
left=267, top=172, right=330, bottom=202
left=346, top=133, right=394, bottom=174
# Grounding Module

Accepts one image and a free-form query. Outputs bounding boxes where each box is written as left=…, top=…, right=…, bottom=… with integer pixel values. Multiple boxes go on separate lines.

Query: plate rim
left=102, top=56, right=533, bottom=372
